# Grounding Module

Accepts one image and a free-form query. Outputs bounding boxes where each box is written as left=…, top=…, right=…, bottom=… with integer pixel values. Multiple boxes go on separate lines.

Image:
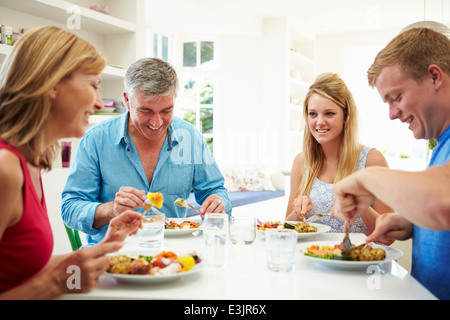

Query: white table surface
left=58, top=228, right=436, bottom=300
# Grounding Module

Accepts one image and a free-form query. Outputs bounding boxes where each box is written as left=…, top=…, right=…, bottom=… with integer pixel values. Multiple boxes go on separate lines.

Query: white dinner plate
left=164, top=218, right=202, bottom=236
left=105, top=251, right=203, bottom=284
left=299, top=241, right=403, bottom=270
left=257, top=222, right=331, bottom=240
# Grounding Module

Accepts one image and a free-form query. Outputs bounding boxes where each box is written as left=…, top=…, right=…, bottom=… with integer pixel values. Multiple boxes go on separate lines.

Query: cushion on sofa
left=186, top=189, right=285, bottom=217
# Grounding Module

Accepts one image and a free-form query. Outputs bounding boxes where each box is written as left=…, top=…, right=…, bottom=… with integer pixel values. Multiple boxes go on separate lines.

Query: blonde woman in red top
left=0, top=26, right=142, bottom=299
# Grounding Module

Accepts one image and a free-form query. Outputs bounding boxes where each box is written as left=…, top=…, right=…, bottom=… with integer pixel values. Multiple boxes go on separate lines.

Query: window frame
left=176, top=35, right=219, bottom=152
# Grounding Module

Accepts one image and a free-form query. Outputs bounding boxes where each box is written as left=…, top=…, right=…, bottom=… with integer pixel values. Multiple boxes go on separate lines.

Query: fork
left=341, top=220, right=352, bottom=251
left=174, top=198, right=200, bottom=214
left=143, top=199, right=164, bottom=215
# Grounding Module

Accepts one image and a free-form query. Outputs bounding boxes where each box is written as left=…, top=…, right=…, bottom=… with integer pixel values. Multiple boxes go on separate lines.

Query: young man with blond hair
left=333, top=27, right=450, bottom=299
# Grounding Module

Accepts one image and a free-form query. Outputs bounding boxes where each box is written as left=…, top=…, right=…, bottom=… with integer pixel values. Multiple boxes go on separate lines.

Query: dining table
left=57, top=220, right=436, bottom=301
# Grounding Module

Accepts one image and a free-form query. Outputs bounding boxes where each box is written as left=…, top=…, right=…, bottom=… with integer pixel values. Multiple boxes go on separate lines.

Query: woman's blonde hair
left=0, top=25, right=106, bottom=170
left=299, top=73, right=360, bottom=196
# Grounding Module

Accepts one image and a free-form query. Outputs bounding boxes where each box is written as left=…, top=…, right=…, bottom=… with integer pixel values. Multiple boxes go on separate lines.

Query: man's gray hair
left=124, top=58, right=179, bottom=100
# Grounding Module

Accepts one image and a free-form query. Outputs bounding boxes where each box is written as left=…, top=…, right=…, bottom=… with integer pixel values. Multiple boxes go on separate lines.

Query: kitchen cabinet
left=262, top=17, right=316, bottom=169
left=0, top=0, right=145, bottom=100
left=0, top=2, right=146, bottom=253
left=0, top=0, right=145, bottom=170
left=288, top=27, right=315, bottom=159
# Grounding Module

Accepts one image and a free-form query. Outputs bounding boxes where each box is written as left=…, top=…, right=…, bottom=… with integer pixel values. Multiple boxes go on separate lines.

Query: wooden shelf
left=290, top=77, right=310, bottom=89
left=0, top=0, right=144, bottom=98
left=89, top=113, right=120, bottom=125
left=102, top=65, right=127, bottom=80
left=0, top=0, right=136, bottom=35
left=1, top=46, right=127, bottom=81
left=289, top=50, right=314, bottom=66
left=0, top=44, right=13, bottom=56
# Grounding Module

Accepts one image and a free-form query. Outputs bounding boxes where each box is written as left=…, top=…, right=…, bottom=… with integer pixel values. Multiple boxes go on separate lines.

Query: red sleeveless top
left=0, top=140, right=53, bottom=292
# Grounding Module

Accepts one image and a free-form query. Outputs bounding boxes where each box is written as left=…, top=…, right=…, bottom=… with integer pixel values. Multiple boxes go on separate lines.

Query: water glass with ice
left=229, top=215, right=256, bottom=245
left=266, top=228, right=297, bottom=272
left=138, top=210, right=165, bottom=249
left=203, top=213, right=229, bottom=268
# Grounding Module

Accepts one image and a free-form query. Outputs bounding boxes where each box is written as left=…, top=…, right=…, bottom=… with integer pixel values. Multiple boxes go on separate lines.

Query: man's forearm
left=93, top=202, right=115, bottom=229
left=358, top=165, right=450, bottom=230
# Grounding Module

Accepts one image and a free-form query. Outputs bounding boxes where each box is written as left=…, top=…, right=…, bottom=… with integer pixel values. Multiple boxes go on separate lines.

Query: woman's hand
left=102, top=210, right=143, bottom=243
left=292, top=195, right=313, bottom=220
left=10, top=241, right=124, bottom=299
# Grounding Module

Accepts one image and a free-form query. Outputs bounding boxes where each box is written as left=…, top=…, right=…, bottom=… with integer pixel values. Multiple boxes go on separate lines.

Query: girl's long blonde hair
left=299, top=73, right=360, bottom=196
left=0, top=25, right=106, bottom=170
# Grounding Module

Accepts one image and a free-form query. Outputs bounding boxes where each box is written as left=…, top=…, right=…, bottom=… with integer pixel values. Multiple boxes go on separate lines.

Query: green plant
left=427, top=139, right=437, bottom=150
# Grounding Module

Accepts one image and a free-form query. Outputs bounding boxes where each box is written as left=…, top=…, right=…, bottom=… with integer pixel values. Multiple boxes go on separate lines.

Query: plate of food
left=105, top=250, right=203, bottom=284
left=299, top=241, right=403, bottom=270
left=257, top=221, right=331, bottom=239
left=164, top=218, right=201, bottom=236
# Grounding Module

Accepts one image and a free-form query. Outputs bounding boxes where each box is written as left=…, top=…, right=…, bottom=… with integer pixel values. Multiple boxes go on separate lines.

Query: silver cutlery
left=305, top=214, right=329, bottom=223
left=341, top=220, right=353, bottom=251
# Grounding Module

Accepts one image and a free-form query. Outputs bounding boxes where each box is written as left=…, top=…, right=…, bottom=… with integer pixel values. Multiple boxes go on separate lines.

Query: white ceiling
left=149, top=0, right=449, bottom=36
left=235, top=0, right=450, bottom=35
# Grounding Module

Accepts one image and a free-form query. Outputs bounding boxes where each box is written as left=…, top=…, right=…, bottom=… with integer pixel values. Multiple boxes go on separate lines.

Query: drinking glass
left=138, top=210, right=165, bottom=248
left=203, top=213, right=229, bottom=268
left=229, top=215, right=256, bottom=245
left=266, top=228, right=297, bottom=272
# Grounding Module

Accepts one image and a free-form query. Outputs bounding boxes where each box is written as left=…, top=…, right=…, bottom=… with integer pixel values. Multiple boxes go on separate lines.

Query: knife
left=305, top=214, right=328, bottom=223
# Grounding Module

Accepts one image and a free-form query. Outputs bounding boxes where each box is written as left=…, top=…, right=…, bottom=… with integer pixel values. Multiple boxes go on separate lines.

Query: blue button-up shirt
left=61, top=112, right=231, bottom=246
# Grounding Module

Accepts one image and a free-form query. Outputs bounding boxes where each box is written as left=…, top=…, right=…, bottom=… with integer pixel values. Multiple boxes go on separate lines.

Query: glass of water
left=203, top=213, right=229, bottom=268
left=266, top=228, right=297, bottom=272
left=229, top=215, right=256, bottom=245
left=138, top=210, right=165, bottom=249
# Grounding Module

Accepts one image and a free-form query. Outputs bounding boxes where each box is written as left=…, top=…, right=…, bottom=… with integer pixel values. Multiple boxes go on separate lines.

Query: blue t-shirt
left=411, top=125, right=450, bottom=300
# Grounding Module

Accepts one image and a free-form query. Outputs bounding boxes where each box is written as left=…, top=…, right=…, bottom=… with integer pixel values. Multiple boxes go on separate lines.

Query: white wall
left=214, top=34, right=266, bottom=168
left=148, top=0, right=433, bottom=175
left=42, top=169, right=83, bottom=254
left=213, top=27, right=291, bottom=174
left=147, top=0, right=262, bottom=36
left=147, top=0, right=276, bottom=171
left=315, top=28, right=429, bottom=171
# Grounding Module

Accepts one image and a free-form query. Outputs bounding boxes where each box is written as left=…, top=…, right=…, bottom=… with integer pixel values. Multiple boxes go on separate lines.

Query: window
left=177, top=38, right=217, bottom=152
left=153, top=33, right=171, bottom=62
left=179, top=74, right=215, bottom=152
left=183, top=41, right=215, bottom=67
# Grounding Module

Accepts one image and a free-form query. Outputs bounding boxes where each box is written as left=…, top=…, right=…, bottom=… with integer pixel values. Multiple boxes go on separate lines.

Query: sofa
left=186, top=167, right=285, bottom=217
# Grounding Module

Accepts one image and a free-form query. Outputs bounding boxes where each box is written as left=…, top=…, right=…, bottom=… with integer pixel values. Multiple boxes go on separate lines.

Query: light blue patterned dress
left=305, top=146, right=373, bottom=235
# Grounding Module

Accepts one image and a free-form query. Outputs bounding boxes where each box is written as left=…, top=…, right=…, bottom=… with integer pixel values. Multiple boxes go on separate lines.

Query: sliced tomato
left=264, top=222, right=274, bottom=229
left=150, top=258, right=166, bottom=269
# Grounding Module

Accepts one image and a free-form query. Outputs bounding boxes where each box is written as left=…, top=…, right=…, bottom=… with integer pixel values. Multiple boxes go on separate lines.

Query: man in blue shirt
left=333, top=26, right=450, bottom=299
left=62, top=58, right=231, bottom=246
